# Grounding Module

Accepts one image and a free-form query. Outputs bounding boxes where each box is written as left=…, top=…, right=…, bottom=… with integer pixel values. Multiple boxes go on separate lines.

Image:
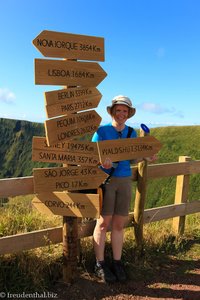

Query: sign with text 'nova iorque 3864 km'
left=32, top=30, right=105, bottom=61
left=35, top=59, right=107, bottom=86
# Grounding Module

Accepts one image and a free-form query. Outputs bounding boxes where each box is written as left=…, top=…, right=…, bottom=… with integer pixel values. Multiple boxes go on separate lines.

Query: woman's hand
left=101, top=157, right=113, bottom=169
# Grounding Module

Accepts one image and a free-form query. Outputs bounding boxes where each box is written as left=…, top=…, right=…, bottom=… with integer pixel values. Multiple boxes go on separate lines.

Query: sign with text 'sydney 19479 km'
left=35, top=59, right=107, bottom=86
left=32, top=192, right=100, bottom=218
left=33, top=166, right=108, bottom=194
left=45, top=86, right=102, bottom=118
left=45, top=110, right=101, bottom=146
left=32, top=136, right=99, bottom=166
left=32, top=30, right=105, bottom=61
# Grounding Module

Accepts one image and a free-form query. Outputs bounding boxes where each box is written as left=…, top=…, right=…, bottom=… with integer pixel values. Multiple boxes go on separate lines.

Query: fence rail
left=0, top=158, right=200, bottom=255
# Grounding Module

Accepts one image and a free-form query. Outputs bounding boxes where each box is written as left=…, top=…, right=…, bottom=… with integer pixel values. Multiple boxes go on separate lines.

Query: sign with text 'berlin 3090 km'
left=32, top=30, right=104, bottom=61
left=45, top=86, right=102, bottom=118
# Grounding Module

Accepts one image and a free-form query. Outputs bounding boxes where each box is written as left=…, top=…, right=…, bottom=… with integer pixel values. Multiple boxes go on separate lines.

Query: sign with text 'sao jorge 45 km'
left=32, top=30, right=107, bottom=218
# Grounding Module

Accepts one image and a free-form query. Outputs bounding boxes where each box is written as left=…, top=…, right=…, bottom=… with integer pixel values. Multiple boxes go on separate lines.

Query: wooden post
left=133, top=128, right=149, bottom=257
left=62, top=59, right=78, bottom=283
left=172, top=156, right=191, bottom=235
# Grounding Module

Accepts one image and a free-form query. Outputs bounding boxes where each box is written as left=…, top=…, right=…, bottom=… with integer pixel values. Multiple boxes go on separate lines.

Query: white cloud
left=137, top=102, right=184, bottom=118
left=0, top=88, right=16, bottom=104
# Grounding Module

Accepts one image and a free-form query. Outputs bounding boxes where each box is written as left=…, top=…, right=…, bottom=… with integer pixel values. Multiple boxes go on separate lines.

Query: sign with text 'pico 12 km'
left=45, top=86, right=102, bottom=118
left=33, top=166, right=108, bottom=194
left=45, top=110, right=101, bottom=146
left=97, top=136, right=162, bottom=163
left=35, top=59, right=107, bottom=86
left=32, top=30, right=105, bottom=61
left=32, top=136, right=99, bottom=166
left=32, top=192, right=100, bottom=218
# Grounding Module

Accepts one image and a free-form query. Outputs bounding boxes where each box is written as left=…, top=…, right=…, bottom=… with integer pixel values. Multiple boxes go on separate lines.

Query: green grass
left=0, top=196, right=199, bottom=292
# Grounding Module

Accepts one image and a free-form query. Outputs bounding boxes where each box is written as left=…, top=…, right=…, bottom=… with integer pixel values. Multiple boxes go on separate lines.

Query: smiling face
left=111, top=104, right=129, bottom=127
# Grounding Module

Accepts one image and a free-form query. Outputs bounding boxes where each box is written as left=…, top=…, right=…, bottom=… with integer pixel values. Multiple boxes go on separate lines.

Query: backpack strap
left=127, top=126, right=133, bottom=138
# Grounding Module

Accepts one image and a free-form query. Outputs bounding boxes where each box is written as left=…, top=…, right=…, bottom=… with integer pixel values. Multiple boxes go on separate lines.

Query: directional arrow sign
left=33, top=166, right=107, bottom=193
left=44, top=110, right=101, bottom=146
left=97, top=136, right=162, bottom=163
left=45, top=86, right=102, bottom=118
left=32, top=192, right=100, bottom=218
left=32, top=30, right=105, bottom=61
left=35, top=59, right=107, bottom=86
left=32, top=136, right=99, bottom=166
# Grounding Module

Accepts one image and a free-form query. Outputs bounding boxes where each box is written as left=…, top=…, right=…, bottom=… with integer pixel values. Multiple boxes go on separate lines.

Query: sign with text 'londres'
left=97, top=136, right=162, bottom=163
left=35, top=59, right=107, bottom=86
left=32, top=136, right=99, bottom=166
left=45, top=86, right=102, bottom=118
left=32, top=30, right=105, bottom=61
left=44, top=110, right=101, bottom=146
left=32, top=192, right=100, bottom=218
left=33, top=165, right=107, bottom=194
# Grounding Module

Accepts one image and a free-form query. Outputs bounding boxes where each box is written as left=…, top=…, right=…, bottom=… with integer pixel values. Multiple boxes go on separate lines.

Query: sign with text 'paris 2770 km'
left=45, top=86, right=102, bottom=118
left=32, top=136, right=99, bottom=166
left=45, top=110, right=101, bottom=146
left=35, top=59, right=107, bottom=86
left=32, top=30, right=104, bottom=61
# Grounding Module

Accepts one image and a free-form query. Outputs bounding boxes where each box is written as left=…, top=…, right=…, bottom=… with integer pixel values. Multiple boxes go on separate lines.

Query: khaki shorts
left=101, top=176, right=132, bottom=216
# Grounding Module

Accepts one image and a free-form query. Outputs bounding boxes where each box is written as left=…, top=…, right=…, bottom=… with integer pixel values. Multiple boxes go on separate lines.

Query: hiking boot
left=94, top=262, right=116, bottom=283
left=111, top=260, right=127, bottom=282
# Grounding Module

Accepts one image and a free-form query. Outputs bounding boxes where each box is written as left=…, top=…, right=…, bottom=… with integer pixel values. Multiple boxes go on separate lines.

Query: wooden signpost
left=32, top=136, right=99, bottom=166
left=97, top=136, right=162, bottom=163
left=44, top=110, right=101, bottom=146
left=35, top=59, right=107, bottom=86
left=32, top=192, right=100, bottom=218
left=33, top=165, right=108, bottom=194
left=45, top=86, right=102, bottom=118
left=32, top=30, right=105, bottom=61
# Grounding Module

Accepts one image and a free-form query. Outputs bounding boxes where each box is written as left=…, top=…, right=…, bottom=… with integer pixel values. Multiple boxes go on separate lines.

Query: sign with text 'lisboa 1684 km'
left=32, top=30, right=105, bottom=61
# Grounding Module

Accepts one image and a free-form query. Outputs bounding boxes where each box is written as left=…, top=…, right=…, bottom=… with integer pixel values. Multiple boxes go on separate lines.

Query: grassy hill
left=1, top=118, right=200, bottom=207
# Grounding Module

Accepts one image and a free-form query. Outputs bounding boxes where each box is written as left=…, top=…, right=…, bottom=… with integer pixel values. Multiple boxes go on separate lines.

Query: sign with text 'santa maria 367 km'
left=45, top=86, right=102, bottom=118
left=45, top=109, right=101, bottom=146
left=33, top=165, right=108, bottom=194
left=32, top=30, right=105, bottom=61
left=35, top=59, right=107, bottom=86
left=32, top=192, right=100, bottom=218
left=32, top=136, right=99, bottom=166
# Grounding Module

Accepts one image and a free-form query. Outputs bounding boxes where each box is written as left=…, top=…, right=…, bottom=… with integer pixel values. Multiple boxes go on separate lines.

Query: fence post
left=133, top=128, right=149, bottom=257
left=172, top=156, right=191, bottom=235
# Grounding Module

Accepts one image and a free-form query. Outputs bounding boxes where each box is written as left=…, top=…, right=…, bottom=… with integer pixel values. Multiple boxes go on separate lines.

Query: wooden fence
left=0, top=156, right=200, bottom=256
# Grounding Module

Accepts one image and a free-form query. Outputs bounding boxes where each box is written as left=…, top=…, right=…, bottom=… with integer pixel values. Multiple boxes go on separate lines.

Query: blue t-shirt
left=92, top=123, right=137, bottom=177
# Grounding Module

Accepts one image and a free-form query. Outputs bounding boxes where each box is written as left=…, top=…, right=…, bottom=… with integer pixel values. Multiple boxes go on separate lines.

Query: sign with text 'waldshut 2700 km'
left=32, top=136, right=99, bottom=166
left=45, top=86, right=102, bottom=118
left=32, top=30, right=105, bottom=61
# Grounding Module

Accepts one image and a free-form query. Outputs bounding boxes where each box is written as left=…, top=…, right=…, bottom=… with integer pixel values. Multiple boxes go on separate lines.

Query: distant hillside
left=0, top=118, right=200, bottom=207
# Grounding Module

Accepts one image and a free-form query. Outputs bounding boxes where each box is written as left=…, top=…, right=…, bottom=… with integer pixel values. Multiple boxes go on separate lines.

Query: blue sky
left=0, top=0, right=200, bottom=128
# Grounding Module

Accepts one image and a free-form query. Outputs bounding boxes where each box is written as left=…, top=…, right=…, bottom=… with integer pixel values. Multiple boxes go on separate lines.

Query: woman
left=92, top=95, right=137, bottom=283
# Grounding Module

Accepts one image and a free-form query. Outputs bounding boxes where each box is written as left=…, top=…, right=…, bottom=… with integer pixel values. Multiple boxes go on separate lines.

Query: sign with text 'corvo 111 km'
left=32, top=192, right=100, bottom=218
left=45, top=110, right=101, bottom=146
left=32, top=30, right=105, bottom=61
left=32, top=136, right=99, bottom=166
left=33, top=166, right=108, bottom=194
left=35, top=59, right=107, bottom=87
left=45, top=86, right=102, bottom=118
